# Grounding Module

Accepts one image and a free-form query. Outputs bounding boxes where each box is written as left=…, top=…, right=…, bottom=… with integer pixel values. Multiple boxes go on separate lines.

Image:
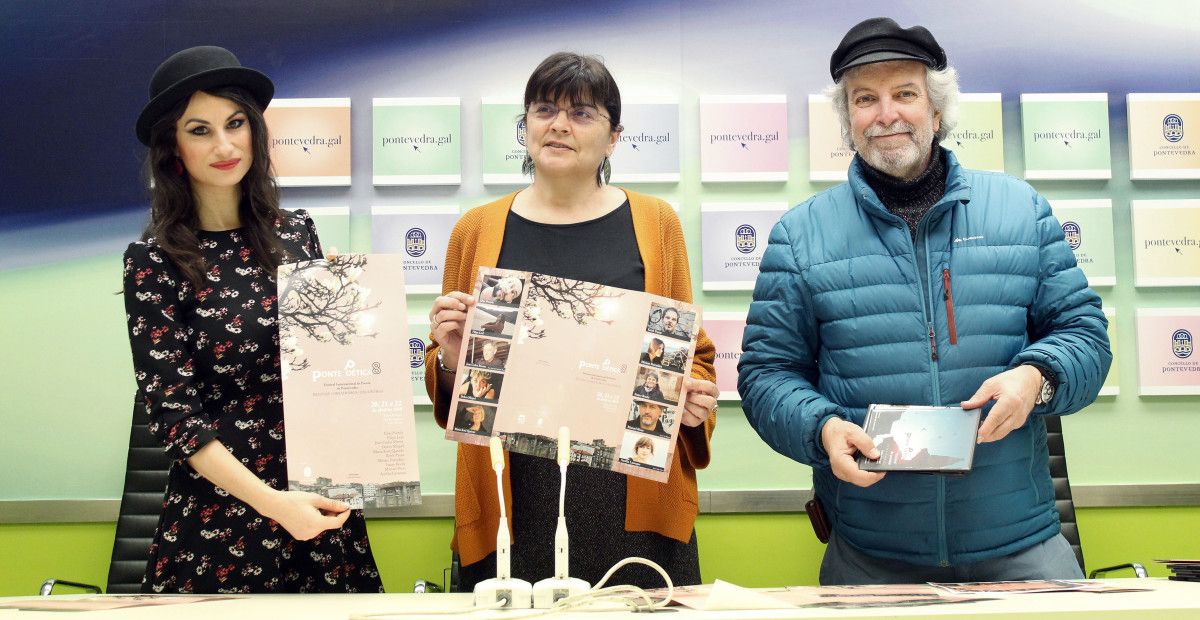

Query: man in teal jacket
left=738, top=17, right=1110, bottom=584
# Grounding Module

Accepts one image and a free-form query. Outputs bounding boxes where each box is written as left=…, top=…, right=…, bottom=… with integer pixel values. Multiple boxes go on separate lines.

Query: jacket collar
left=847, top=146, right=973, bottom=219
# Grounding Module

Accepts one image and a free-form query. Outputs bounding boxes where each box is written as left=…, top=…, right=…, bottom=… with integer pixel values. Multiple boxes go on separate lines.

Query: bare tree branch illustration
left=520, top=274, right=625, bottom=339
left=278, top=255, right=381, bottom=371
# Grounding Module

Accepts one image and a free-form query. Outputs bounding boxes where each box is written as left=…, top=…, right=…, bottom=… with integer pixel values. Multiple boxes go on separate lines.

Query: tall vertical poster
left=1020, top=93, right=1111, bottom=180
left=943, top=93, right=1004, bottom=173
left=699, top=95, right=788, bottom=182
left=1127, top=93, right=1200, bottom=180
left=611, top=99, right=681, bottom=183
left=373, top=97, right=461, bottom=185
left=703, top=312, right=746, bottom=401
left=700, top=203, right=788, bottom=291
left=370, top=205, right=461, bottom=294
left=1048, top=199, right=1116, bottom=287
left=807, top=94, right=853, bottom=182
left=279, top=255, right=421, bottom=508
left=264, top=98, right=352, bottom=186
left=1136, top=308, right=1200, bottom=396
left=1130, top=200, right=1200, bottom=287
left=480, top=97, right=527, bottom=185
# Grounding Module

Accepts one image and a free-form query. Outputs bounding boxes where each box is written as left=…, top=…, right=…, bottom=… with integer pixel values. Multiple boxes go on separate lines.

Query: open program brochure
left=278, top=254, right=421, bottom=508
left=445, top=267, right=700, bottom=483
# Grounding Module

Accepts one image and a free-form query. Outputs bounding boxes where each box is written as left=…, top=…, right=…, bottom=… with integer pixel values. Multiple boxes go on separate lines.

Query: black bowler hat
left=830, top=17, right=947, bottom=80
left=136, top=46, right=274, bottom=145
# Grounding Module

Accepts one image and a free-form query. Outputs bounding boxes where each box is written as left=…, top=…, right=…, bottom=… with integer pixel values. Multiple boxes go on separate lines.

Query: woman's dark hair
left=521, top=51, right=622, bottom=186
left=142, top=85, right=286, bottom=292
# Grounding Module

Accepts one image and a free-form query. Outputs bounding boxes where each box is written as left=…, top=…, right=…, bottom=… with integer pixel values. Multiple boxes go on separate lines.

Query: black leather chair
left=41, top=396, right=170, bottom=595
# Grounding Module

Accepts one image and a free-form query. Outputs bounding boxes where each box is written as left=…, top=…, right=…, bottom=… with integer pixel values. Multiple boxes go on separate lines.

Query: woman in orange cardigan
left=424, top=52, right=718, bottom=590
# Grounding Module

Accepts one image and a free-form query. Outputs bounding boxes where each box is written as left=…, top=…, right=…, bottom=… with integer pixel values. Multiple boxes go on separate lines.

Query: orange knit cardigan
left=423, top=189, right=717, bottom=567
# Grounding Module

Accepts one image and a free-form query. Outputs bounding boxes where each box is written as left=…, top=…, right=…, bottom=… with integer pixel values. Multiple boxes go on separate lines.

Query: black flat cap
left=830, top=17, right=947, bottom=80
left=136, top=46, right=273, bottom=145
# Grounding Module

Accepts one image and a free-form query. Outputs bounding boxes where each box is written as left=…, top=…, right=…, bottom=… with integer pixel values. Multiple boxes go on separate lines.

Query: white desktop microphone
left=474, top=437, right=533, bottom=608
left=533, top=427, right=591, bottom=608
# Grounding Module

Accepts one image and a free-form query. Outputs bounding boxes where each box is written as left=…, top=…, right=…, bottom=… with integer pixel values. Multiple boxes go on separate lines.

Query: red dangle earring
left=174, top=157, right=184, bottom=176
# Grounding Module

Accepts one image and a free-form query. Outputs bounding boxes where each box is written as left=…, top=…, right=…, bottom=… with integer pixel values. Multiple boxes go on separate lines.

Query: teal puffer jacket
left=738, top=149, right=1110, bottom=567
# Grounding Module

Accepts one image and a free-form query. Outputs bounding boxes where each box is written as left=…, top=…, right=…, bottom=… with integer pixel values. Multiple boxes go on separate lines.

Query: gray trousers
left=819, top=531, right=1085, bottom=585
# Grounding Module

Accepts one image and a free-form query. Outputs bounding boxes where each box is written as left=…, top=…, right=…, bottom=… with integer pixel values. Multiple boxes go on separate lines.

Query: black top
left=858, top=145, right=948, bottom=243
left=460, top=199, right=700, bottom=590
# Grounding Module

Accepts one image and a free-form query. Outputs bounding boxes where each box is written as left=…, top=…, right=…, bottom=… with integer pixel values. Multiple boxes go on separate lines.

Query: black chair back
left=1045, top=415, right=1086, bottom=574
left=105, top=396, right=171, bottom=593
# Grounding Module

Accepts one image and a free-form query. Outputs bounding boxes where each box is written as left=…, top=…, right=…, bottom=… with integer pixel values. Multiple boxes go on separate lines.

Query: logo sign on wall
left=699, top=95, right=788, bottom=182
left=481, top=98, right=527, bottom=185
left=610, top=99, right=681, bottom=184
left=370, top=205, right=461, bottom=294
left=372, top=97, right=462, bottom=185
left=408, top=315, right=432, bottom=406
left=304, top=206, right=351, bottom=256
left=263, top=98, right=352, bottom=186
left=1127, top=93, right=1200, bottom=180
left=1136, top=308, right=1200, bottom=396
left=944, top=93, right=1005, bottom=173
left=807, top=94, right=854, bottom=182
left=1047, top=199, right=1116, bottom=287
left=1101, top=307, right=1118, bottom=396
left=1020, top=93, right=1111, bottom=180
left=703, top=312, right=746, bottom=401
left=700, top=203, right=788, bottom=290
left=1130, top=200, right=1200, bottom=287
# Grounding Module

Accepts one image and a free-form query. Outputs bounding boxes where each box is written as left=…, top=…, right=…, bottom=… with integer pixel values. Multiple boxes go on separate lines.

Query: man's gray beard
left=856, top=122, right=935, bottom=181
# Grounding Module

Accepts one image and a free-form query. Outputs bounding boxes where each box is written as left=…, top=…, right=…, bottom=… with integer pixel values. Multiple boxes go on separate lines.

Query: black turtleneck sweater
left=858, top=146, right=947, bottom=243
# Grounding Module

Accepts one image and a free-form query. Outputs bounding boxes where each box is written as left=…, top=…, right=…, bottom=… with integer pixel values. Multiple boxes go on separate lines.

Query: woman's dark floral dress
left=123, top=210, right=383, bottom=593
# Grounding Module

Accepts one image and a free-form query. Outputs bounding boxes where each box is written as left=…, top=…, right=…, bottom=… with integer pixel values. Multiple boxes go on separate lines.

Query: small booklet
left=445, top=267, right=701, bottom=483
left=857, top=404, right=981, bottom=473
left=278, top=254, right=421, bottom=509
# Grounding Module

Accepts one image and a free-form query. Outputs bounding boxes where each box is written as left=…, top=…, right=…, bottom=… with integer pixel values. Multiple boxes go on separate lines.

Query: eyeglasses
left=527, top=102, right=612, bottom=126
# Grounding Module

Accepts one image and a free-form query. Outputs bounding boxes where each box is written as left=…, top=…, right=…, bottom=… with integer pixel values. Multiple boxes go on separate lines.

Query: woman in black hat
left=123, top=46, right=382, bottom=593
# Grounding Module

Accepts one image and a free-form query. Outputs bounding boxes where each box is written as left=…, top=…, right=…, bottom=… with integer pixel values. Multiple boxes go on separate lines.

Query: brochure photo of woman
left=639, top=334, right=687, bottom=372
left=458, top=368, right=502, bottom=402
left=619, top=432, right=667, bottom=471
left=632, top=366, right=682, bottom=405
left=453, top=402, right=496, bottom=436
left=469, top=305, right=518, bottom=338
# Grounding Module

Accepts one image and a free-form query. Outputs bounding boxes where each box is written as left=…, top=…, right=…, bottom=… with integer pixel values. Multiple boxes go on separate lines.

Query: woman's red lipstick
left=210, top=158, right=240, bottom=171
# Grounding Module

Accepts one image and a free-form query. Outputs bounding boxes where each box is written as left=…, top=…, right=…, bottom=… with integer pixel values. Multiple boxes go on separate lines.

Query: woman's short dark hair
left=142, top=85, right=285, bottom=291
left=521, top=52, right=622, bottom=185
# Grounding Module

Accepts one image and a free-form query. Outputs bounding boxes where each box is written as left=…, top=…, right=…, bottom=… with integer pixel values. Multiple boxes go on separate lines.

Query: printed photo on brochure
left=444, top=267, right=701, bottom=483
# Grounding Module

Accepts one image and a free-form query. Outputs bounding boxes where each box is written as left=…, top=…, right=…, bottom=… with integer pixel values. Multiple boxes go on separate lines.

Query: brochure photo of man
left=478, top=272, right=525, bottom=307
left=469, top=305, right=518, bottom=338
left=633, top=366, right=682, bottom=405
left=646, top=304, right=695, bottom=341
left=466, top=336, right=509, bottom=370
left=625, top=400, right=673, bottom=438
left=458, top=368, right=502, bottom=402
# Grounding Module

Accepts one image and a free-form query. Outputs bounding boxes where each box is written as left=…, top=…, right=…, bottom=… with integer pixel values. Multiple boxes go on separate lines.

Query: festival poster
left=700, top=203, right=788, bottom=290
left=703, top=312, right=745, bottom=401
left=699, top=95, right=788, bottom=182
left=1131, top=200, right=1200, bottom=287
left=263, top=98, right=352, bottom=186
left=1101, top=307, right=1118, bottom=397
left=409, top=315, right=432, bottom=406
left=1127, top=93, right=1200, bottom=180
left=807, top=94, right=853, bottom=182
left=1020, top=93, right=1111, bottom=179
left=611, top=99, right=681, bottom=183
left=1048, top=199, right=1116, bottom=287
left=372, top=97, right=461, bottom=185
left=306, top=206, right=350, bottom=256
left=480, top=97, right=527, bottom=185
left=370, top=205, right=461, bottom=294
left=943, top=93, right=1004, bottom=173
left=279, top=254, right=421, bottom=508
left=1135, top=308, right=1200, bottom=396
left=445, top=267, right=701, bottom=483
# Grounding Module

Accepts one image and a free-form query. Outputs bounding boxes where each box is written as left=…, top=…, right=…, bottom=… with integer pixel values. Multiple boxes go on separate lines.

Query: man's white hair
left=824, top=62, right=960, bottom=150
